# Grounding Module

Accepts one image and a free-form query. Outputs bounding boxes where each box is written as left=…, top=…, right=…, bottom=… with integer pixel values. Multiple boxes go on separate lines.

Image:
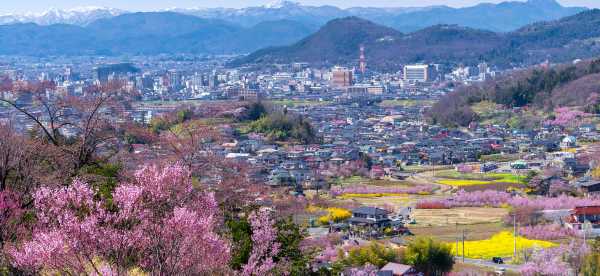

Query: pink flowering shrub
left=0, top=190, right=24, bottom=240
left=418, top=190, right=511, bottom=209
left=417, top=189, right=600, bottom=210
left=518, top=224, right=576, bottom=240
left=347, top=263, right=378, bottom=276
left=315, top=246, right=339, bottom=263
left=331, top=184, right=435, bottom=197
left=452, top=190, right=512, bottom=207
left=544, top=107, right=592, bottom=128
left=521, top=240, right=588, bottom=276
left=242, top=209, right=280, bottom=276
left=8, top=164, right=231, bottom=275
left=508, top=194, right=600, bottom=210
left=416, top=200, right=450, bottom=209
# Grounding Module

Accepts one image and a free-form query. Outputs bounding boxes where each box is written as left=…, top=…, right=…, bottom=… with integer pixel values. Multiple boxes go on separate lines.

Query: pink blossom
left=544, top=107, right=591, bottom=128
left=331, top=184, right=435, bottom=197
left=9, top=164, right=231, bottom=275
left=521, top=240, right=588, bottom=276
left=243, top=209, right=281, bottom=276
left=519, top=224, right=576, bottom=240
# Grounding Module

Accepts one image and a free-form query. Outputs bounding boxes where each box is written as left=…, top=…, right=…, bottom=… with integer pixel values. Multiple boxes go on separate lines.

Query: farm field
left=434, top=171, right=525, bottom=183
left=449, top=231, right=556, bottom=260
left=411, top=207, right=508, bottom=227
left=409, top=222, right=512, bottom=243
left=331, top=193, right=443, bottom=206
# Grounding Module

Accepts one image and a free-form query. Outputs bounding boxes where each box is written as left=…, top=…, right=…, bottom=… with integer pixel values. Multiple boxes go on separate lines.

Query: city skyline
left=2, top=0, right=600, bottom=14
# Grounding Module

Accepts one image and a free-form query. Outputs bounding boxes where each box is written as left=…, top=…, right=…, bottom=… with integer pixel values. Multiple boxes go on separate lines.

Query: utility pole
left=456, top=223, right=459, bottom=258
left=462, top=229, right=466, bottom=263
left=513, top=214, right=517, bottom=259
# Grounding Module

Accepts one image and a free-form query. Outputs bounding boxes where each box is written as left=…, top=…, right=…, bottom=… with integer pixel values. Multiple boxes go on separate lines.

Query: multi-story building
left=403, top=64, right=435, bottom=82
left=331, top=66, right=353, bottom=87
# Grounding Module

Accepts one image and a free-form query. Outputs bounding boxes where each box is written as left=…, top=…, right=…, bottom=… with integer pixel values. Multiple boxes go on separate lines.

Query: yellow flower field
left=449, top=231, right=556, bottom=259
left=437, top=179, right=491, bottom=186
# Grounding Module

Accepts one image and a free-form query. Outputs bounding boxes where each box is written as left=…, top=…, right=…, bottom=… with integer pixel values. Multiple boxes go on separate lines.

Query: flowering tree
left=545, top=107, right=592, bottom=128
left=243, top=209, right=280, bottom=276
left=521, top=240, right=589, bottom=276
left=330, top=184, right=435, bottom=197
left=1, top=80, right=132, bottom=173
left=518, top=224, right=576, bottom=240
left=8, top=164, right=231, bottom=275
left=347, top=263, right=378, bottom=276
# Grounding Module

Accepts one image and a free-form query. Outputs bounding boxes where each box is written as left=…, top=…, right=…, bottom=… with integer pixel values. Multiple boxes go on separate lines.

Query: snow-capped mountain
left=0, top=7, right=125, bottom=26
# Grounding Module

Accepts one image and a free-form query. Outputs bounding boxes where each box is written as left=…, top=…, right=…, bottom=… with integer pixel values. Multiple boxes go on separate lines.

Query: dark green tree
left=226, top=215, right=253, bottom=270
left=274, top=217, right=313, bottom=275
left=404, top=237, right=454, bottom=276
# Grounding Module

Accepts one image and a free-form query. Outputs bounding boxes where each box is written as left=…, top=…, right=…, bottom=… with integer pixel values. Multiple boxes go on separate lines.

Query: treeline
left=428, top=58, right=600, bottom=127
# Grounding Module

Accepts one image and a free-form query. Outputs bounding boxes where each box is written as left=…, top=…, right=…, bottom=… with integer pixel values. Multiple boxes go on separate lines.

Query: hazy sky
left=2, top=0, right=600, bottom=14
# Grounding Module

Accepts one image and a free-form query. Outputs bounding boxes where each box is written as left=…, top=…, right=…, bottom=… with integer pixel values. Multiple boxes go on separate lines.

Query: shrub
left=318, top=207, right=351, bottom=225
left=405, top=237, right=454, bottom=276
left=416, top=200, right=450, bottom=209
left=337, top=242, right=402, bottom=268
left=518, top=224, right=576, bottom=240
left=330, top=185, right=436, bottom=197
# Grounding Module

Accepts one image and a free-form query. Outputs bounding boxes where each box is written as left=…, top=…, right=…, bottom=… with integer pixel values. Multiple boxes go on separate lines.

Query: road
left=460, top=257, right=523, bottom=272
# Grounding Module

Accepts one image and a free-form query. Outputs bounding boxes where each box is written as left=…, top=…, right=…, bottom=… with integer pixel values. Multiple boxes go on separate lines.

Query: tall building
left=403, top=64, right=435, bottom=82
left=331, top=66, right=353, bottom=88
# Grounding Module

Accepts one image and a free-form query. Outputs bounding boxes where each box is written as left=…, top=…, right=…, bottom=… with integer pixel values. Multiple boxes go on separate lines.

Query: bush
left=405, top=237, right=454, bottom=276
left=337, top=242, right=403, bottom=268
left=318, top=207, right=351, bottom=225
left=416, top=200, right=449, bottom=209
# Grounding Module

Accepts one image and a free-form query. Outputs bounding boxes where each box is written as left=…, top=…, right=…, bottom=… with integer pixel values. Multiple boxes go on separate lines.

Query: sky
left=1, top=0, right=600, bottom=14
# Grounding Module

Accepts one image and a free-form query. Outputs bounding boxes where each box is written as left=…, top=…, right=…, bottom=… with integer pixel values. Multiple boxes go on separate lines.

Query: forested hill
left=233, top=9, right=600, bottom=69
left=427, top=59, right=600, bottom=127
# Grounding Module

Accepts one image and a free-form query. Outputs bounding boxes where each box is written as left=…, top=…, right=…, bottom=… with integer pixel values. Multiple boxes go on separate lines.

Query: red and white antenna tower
left=359, top=44, right=366, bottom=75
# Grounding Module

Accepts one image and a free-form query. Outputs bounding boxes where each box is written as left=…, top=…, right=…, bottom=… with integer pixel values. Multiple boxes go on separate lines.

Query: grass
left=338, top=176, right=368, bottom=185
left=435, top=171, right=526, bottom=185
left=379, top=99, right=436, bottom=108
left=331, top=193, right=441, bottom=207
left=336, top=177, right=413, bottom=187
left=437, top=179, right=492, bottom=186
left=449, top=231, right=556, bottom=260
left=479, top=153, right=522, bottom=162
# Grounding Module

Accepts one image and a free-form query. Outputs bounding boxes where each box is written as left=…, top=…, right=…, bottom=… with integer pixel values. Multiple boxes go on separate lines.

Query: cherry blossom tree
left=7, top=164, right=231, bottom=275
left=1, top=80, right=132, bottom=173
left=243, top=209, right=280, bottom=276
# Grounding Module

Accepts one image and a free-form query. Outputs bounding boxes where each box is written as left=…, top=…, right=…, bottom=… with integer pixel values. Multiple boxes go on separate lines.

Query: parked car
left=492, top=257, right=504, bottom=264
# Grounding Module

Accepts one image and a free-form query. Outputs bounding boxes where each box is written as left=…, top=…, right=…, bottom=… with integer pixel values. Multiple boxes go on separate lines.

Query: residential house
left=377, top=263, right=421, bottom=276
left=348, top=207, right=391, bottom=229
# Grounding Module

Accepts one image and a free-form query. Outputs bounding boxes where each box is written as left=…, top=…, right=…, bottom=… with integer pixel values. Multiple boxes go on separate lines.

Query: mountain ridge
left=0, top=0, right=586, bottom=32
left=233, top=9, right=600, bottom=69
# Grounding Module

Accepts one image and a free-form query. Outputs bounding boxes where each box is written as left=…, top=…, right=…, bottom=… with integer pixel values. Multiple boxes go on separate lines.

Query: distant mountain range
left=234, top=9, right=600, bottom=69
left=0, top=0, right=585, bottom=31
left=0, top=7, right=125, bottom=26
left=176, top=0, right=585, bottom=32
left=0, top=0, right=591, bottom=59
left=0, top=12, right=316, bottom=56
